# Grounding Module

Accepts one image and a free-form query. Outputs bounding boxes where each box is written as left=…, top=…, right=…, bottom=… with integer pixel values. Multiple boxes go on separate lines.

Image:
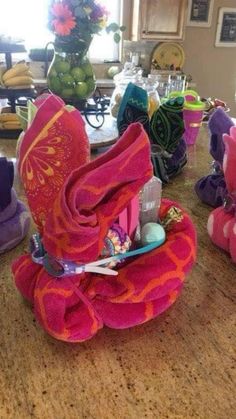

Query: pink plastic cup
left=169, top=90, right=205, bottom=145
left=183, top=108, right=204, bottom=145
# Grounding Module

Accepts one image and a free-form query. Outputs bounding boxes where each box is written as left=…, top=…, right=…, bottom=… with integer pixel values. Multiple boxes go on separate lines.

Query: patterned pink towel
left=13, top=198, right=196, bottom=342
left=17, top=94, right=90, bottom=232
left=43, top=122, right=153, bottom=262
left=207, top=126, right=236, bottom=262
left=12, top=96, right=197, bottom=342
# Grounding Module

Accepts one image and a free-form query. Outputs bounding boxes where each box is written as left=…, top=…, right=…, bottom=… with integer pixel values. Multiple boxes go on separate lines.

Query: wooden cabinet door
left=132, top=0, right=187, bottom=41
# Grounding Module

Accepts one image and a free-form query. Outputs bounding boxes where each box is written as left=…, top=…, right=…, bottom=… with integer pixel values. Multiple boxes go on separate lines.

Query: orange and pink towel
left=208, top=126, right=236, bottom=262
left=18, top=94, right=90, bottom=232
left=12, top=94, right=197, bottom=342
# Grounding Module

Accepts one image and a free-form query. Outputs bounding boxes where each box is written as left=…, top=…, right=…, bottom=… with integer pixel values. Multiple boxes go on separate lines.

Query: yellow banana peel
left=2, top=62, right=29, bottom=82
left=3, top=121, right=21, bottom=127
left=4, top=76, right=34, bottom=87
left=0, top=66, right=6, bottom=86
left=2, top=125, right=22, bottom=130
left=0, top=120, right=22, bottom=129
left=8, top=84, right=34, bottom=90
left=0, top=113, right=20, bottom=122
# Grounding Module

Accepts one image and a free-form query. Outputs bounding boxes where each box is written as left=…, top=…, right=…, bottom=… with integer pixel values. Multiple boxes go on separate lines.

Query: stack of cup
left=168, top=74, right=186, bottom=96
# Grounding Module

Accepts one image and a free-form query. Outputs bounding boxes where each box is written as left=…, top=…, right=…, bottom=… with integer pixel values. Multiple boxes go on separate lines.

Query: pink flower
left=51, top=2, right=76, bottom=36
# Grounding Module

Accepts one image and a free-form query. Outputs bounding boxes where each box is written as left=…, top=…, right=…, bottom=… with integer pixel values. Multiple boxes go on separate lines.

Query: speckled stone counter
left=0, top=126, right=235, bottom=419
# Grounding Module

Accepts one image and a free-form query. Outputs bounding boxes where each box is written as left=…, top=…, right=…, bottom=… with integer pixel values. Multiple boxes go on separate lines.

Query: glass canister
left=142, top=77, right=161, bottom=118
left=110, top=62, right=143, bottom=119
left=110, top=64, right=160, bottom=119
left=148, top=73, right=169, bottom=99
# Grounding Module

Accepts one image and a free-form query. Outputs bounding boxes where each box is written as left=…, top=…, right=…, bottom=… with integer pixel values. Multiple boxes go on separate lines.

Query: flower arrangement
left=48, top=0, right=125, bottom=51
left=47, top=0, right=125, bottom=101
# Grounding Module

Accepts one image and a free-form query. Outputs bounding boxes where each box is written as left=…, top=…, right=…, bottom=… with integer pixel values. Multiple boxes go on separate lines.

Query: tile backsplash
left=122, top=40, right=160, bottom=75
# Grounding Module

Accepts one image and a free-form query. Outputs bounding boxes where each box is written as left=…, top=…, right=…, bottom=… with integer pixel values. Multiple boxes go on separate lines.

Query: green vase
left=47, top=41, right=96, bottom=104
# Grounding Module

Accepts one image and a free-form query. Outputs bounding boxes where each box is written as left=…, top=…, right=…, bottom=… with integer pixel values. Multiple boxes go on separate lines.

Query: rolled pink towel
left=207, top=126, right=236, bottom=262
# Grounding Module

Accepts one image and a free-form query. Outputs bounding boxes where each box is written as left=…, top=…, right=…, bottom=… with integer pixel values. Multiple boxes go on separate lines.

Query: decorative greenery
left=48, top=0, right=125, bottom=51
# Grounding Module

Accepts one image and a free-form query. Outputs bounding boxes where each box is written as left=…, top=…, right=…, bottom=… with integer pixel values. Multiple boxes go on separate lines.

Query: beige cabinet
left=131, top=0, right=187, bottom=41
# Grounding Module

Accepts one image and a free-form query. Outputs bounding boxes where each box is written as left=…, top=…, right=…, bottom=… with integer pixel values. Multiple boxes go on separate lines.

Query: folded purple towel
left=0, top=199, right=30, bottom=254
left=0, top=189, right=18, bottom=223
left=0, top=157, right=14, bottom=211
left=0, top=157, right=30, bottom=253
left=195, top=108, right=234, bottom=207
left=166, top=137, right=187, bottom=178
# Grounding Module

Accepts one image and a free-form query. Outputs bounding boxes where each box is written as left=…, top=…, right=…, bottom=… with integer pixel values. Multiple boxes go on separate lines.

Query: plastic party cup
left=183, top=100, right=205, bottom=145
left=168, top=90, right=206, bottom=145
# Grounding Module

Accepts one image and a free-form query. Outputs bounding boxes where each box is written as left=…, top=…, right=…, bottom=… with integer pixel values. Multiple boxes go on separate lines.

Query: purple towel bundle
left=0, top=158, right=30, bottom=254
left=195, top=108, right=235, bottom=207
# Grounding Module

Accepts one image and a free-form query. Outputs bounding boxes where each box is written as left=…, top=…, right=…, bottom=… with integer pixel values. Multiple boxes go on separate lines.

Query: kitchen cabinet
left=131, top=0, right=187, bottom=41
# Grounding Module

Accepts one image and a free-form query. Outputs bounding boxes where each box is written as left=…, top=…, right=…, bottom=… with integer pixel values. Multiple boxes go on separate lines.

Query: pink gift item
left=17, top=94, right=90, bottom=232
left=183, top=92, right=205, bottom=145
left=118, top=195, right=139, bottom=239
left=12, top=122, right=197, bottom=343
left=207, top=126, right=236, bottom=262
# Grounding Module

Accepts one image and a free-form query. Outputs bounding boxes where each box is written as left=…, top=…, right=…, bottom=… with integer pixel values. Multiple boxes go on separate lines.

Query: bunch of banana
left=0, top=113, right=22, bottom=130
left=0, top=66, right=6, bottom=87
left=2, top=61, right=34, bottom=89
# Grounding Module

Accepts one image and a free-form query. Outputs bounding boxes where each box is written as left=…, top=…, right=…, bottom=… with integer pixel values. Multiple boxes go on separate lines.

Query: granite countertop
left=0, top=126, right=235, bottom=418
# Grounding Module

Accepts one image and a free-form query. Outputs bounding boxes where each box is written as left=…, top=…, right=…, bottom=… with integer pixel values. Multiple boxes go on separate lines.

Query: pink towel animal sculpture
left=207, top=126, right=236, bottom=262
left=12, top=94, right=197, bottom=342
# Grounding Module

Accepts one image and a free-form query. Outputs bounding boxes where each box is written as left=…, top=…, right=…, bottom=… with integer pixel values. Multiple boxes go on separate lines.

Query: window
left=88, top=0, right=121, bottom=62
left=0, top=0, right=121, bottom=62
left=1, top=0, right=53, bottom=49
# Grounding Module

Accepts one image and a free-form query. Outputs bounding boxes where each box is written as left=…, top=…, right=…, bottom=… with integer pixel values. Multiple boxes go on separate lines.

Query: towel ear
left=117, top=82, right=150, bottom=137
left=223, top=127, right=236, bottom=193
left=150, top=96, right=185, bottom=154
left=210, top=133, right=225, bottom=162
left=208, top=108, right=234, bottom=162
left=18, top=94, right=90, bottom=232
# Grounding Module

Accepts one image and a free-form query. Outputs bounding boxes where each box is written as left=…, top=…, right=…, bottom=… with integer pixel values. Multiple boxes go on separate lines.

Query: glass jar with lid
left=110, top=62, right=143, bottom=119
left=142, top=77, right=161, bottom=118
left=110, top=63, right=160, bottom=120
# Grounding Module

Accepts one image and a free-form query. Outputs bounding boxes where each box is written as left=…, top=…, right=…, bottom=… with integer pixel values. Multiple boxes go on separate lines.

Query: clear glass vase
left=47, top=43, right=96, bottom=104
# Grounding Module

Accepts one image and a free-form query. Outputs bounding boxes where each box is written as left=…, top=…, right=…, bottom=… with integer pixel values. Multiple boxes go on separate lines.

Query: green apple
left=81, top=62, right=94, bottom=78
left=75, top=82, right=88, bottom=98
left=60, top=73, right=74, bottom=86
left=107, top=66, right=120, bottom=79
left=49, top=76, right=62, bottom=94
left=48, top=68, right=58, bottom=78
left=86, top=77, right=96, bottom=95
left=54, top=60, right=71, bottom=74
left=71, top=67, right=86, bottom=82
left=61, top=88, right=74, bottom=98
